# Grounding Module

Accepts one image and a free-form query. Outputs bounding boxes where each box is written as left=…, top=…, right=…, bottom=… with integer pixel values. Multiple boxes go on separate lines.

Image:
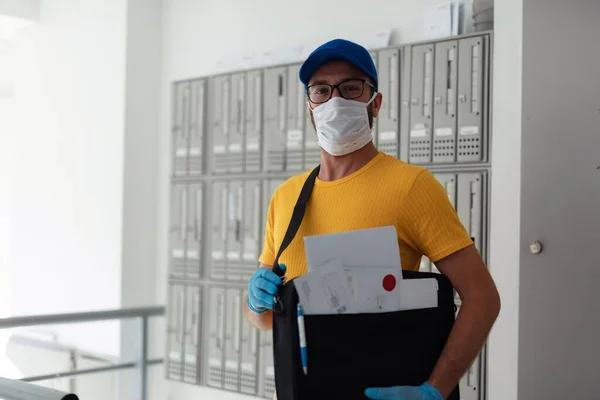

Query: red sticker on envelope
left=382, top=274, right=397, bottom=291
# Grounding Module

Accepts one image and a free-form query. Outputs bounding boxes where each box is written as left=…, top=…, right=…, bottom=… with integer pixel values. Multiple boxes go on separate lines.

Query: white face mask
left=310, top=93, right=377, bottom=156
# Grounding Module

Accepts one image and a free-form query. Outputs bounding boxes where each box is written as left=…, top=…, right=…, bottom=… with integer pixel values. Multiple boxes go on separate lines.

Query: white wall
left=119, top=0, right=164, bottom=398
left=158, top=1, right=475, bottom=398
left=8, top=0, right=127, bottom=356
left=0, top=0, right=40, bottom=22
left=486, top=0, right=522, bottom=399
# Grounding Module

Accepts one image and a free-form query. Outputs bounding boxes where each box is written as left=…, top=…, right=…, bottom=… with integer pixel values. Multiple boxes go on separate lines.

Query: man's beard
left=309, top=103, right=375, bottom=132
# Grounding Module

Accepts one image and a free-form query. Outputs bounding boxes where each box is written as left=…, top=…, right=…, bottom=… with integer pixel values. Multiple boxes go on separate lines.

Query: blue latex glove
left=364, top=383, right=444, bottom=400
left=247, top=264, right=286, bottom=314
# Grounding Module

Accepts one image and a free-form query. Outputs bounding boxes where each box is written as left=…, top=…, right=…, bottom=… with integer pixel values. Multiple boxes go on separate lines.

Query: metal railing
left=0, top=306, right=165, bottom=400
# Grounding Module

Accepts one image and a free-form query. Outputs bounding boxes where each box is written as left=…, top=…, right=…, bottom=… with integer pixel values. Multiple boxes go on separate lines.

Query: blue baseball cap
left=299, top=38, right=378, bottom=90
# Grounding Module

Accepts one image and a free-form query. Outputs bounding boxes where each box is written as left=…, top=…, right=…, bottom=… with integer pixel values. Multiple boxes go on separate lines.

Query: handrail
left=0, top=306, right=166, bottom=400
left=0, top=377, right=78, bottom=400
left=20, top=358, right=164, bottom=383
left=0, top=306, right=165, bottom=329
left=9, top=334, right=118, bottom=363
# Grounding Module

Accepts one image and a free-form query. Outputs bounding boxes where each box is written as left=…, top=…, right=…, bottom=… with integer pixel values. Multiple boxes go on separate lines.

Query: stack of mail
left=293, top=226, right=439, bottom=315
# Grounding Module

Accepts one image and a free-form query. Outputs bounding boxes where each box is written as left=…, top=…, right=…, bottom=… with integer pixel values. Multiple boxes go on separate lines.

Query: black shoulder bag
left=271, top=166, right=460, bottom=400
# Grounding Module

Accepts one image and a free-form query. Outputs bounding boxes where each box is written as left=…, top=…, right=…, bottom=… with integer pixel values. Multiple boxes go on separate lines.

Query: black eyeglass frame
left=305, top=79, right=376, bottom=104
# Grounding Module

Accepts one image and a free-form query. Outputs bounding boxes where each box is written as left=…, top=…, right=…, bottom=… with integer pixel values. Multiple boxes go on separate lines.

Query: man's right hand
left=247, top=264, right=286, bottom=314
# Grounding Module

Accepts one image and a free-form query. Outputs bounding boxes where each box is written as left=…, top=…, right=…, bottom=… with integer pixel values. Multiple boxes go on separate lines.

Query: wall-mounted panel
left=434, top=172, right=458, bottom=209
left=185, top=183, right=203, bottom=280
left=369, top=51, right=379, bottom=148
left=261, top=179, right=284, bottom=250
left=229, top=73, right=245, bottom=173
left=242, top=180, right=262, bottom=276
left=286, top=64, right=305, bottom=171
left=376, top=48, right=401, bottom=157
left=245, top=70, right=263, bottom=172
left=408, top=44, right=435, bottom=164
left=303, top=111, right=320, bottom=169
left=172, top=82, right=190, bottom=176
left=457, top=37, right=486, bottom=162
left=223, top=288, right=242, bottom=391
left=210, top=182, right=227, bottom=280
left=226, top=181, right=244, bottom=281
left=211, top=75, right=230, bottom=174
left=433, top=41, right=458, bottom=163
left=460, top=352, right=482, bottom=400
left=258, top=330, right=275, bottom=399
left=457, top=172, right=486, bottom=257
left=240, top=289, right=259, bottom=395
left=169, top=184, right=187, bottom=279
left=206, top=286, right=226, bottom=388
left=166, top=284, right=185, bottom=381
left=189, top=79, right=206, bottom=175
left=183, top=285, right=201, bottom=383
left=263, top=67, right=287, bottom=172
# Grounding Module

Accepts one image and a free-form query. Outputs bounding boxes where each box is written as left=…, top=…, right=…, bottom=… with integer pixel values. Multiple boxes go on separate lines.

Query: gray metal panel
left=169, top=184, right=187, bottom=279
left=519, top=3, right=600, bottom=396
left=258, top=330, right=275, bottom=399
left=172, top=82, right=189, bottom=176
left=286, top=64, right=305, bottom=171
left=370, top=51, right=379, bottom=148
left=226, top=181, right=244, bottom=281
left=240, top=289, right=259, bottom=395
left=419, top=256, right=440, bottom=274
left=210, top=182, right=227, bottom=280
left=185, top=183, right=203, bottom=280
left=189, top=79, right=206, bottom=175
left=183, top=285, right=201, bottom=383
left=228, top=73, right=245, bottom=173
left=223, top=288, right=242, bottom=391
left=263, top=67, right=287, bottom=172
left=433, top=172, right=458, bottom=209
left=419, top=256, right=432, bottom=273
left=211, top=75, right=230, bottom=174
left=459, top=352, right=482, bottom=400
left=245, top=70, right=263, bottom=172
left=457, top=37, right=485, bottom=162
left=303, top=111, right=320, bottom=169
left=433, top=41, right=459, bottom=163
left=423, top=173, right=460, bottom=275
left=166, top=284, right=185, bottom=381
left=242, top=180, right=261, bottom=280
left=457, top=172, right=484, bottom=254
left=376, top=48, right=400, bottom=157
left=399, top=46, right=412, bottom=162
left=409, top=44, right=435, bottom=164
left=206, top=286, right=225, bottom=388
left=261, top=179, right=284, bottom=252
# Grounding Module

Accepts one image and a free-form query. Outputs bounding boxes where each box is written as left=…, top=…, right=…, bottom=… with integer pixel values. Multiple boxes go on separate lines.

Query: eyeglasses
left=306, top=79, right=375, bottom=104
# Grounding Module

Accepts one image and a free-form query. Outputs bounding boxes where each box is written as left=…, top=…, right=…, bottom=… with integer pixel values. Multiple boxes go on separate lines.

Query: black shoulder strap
left=272, top=165, right=320, bottom=277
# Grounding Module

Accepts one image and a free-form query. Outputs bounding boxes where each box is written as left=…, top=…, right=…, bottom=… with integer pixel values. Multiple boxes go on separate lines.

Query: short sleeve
left=397, top=170, right=474, bottom=262
left=258, top=192, right=276, bottom=266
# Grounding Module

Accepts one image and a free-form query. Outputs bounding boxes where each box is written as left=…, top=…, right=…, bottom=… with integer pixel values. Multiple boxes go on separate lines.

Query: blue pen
left=297, top=304, right=308, bottom=375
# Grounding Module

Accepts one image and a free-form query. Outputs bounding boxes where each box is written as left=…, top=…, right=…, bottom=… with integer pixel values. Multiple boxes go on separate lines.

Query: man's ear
left=371, top=92, right=384, bottom=118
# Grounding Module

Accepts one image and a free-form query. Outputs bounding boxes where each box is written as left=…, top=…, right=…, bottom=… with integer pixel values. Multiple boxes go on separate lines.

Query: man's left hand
left=364, top=382, right=444, bottom=400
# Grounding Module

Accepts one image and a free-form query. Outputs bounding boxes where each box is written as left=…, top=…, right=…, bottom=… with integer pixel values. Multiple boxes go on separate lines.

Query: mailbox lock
left=529, top=241, right=543, bottom=255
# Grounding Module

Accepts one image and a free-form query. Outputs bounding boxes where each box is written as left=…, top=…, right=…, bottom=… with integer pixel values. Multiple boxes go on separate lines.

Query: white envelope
left=397, top=278, right=439, bottom=311
left=293, top=259, right=355, bottom=315
left=344, top=267, right=439, bottom=313
left=343, top=266, right=404, bottom=313
left=304, top=226, right=402, bottom=273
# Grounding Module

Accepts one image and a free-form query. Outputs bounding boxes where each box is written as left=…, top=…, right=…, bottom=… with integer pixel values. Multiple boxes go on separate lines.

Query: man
left=242, top=38, right=500, bottom=400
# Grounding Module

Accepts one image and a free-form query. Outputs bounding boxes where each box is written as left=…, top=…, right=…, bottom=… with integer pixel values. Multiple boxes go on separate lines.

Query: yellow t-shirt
left=259, top=152, right=473, bottom=278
